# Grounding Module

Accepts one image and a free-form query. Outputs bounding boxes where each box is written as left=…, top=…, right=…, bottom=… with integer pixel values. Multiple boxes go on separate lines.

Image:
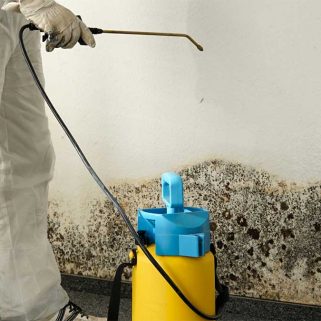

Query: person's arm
left=2, top=0, right=95, bottom=52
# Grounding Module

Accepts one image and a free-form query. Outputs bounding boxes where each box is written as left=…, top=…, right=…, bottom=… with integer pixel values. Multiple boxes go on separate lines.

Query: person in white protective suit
left=0, top=1, right=104, bottom=321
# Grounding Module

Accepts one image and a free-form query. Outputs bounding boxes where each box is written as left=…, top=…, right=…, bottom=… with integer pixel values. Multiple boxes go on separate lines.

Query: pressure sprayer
left=19, top=20, right=229, bottom=321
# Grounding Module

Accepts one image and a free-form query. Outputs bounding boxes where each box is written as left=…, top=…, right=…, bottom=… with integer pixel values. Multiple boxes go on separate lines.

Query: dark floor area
left=63, top=275, right=321, bottom=321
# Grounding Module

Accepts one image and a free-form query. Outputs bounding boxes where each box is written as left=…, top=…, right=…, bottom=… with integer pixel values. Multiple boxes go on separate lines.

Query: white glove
left=2, top=0, right=96, bottom=52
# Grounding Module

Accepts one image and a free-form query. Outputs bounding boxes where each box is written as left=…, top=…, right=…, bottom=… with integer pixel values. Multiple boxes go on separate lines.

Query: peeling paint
left=48, top=159, right=321, bottom=305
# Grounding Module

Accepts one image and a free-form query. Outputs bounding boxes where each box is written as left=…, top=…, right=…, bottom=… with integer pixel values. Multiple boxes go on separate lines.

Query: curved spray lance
left=92, top=29, right=203, bottom=51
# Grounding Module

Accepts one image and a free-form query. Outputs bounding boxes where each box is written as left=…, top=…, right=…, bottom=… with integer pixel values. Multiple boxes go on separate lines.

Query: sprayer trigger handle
left=76, top=16, right=87, bottom=45
left=40, top=16, right=88, bottom=46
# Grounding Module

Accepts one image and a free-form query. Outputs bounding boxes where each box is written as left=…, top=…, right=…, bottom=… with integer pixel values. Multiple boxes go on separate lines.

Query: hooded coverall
left=0, top=2, right=69, bottom=320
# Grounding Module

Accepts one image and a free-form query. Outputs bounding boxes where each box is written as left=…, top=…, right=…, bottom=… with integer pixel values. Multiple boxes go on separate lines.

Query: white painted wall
left=43, top=0, right=321, bottom=201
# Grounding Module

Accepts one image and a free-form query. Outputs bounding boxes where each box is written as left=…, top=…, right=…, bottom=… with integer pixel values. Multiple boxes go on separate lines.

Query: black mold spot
left=217, top=240, right=224, bottom=249
left=260, top=241, right=271, bottom=257
left=251, top=268, right=258, bottom=278
left=247, top=228, right=260, bottom=240
left=223, top=209, right=232, bottom=220
left=227, top=232, right=235, bottom=241
left=134, top=187, right=141, bottom=194
left=281, top=244, right=287, bottom=250
left=287, top=213, right=294, bottom=220
left=281, top=228, right=295, bottom=239
left=280, top=202, right=289, bottom=211
left=210, top=222, right=217, bottom=231
left=247, top=247, right=254, bottom=256
left=230, top=273, right=238, bottom=281
left=223, top=193, right=231, bottom=202
left=225, top=182, right=232, bottom=191
left=237, top=216, right=248, bottom=227
left=314, top=222, right=321, bottom=232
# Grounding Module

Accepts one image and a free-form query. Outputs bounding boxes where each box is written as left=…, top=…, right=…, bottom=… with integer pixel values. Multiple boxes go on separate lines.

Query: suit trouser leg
left=0, top=7, right=69, bottom=321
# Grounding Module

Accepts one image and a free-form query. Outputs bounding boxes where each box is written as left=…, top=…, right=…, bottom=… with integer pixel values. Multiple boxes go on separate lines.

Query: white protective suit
left=0, top=1, right=69, bottom=320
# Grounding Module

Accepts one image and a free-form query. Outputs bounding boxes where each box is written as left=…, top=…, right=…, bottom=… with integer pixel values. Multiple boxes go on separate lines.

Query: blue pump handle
left=161, top=172, right=184, bottom=213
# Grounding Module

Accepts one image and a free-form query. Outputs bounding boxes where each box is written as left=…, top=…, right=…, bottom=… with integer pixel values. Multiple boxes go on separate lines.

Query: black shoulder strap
left=107, top=250, right=136, bottom=321
left=210, top=243, right=229, bottom=315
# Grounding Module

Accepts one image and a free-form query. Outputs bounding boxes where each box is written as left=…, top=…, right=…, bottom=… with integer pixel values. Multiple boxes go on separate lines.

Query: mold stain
left=48, top=159, right=321, bottom=305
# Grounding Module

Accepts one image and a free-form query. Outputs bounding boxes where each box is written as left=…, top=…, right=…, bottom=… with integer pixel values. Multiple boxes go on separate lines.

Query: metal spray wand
left=98, top=29, right=204, bottom=51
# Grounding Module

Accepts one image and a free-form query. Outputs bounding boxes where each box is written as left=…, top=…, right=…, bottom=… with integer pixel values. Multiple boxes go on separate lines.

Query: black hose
left=19, top=24, right=221, bottom=320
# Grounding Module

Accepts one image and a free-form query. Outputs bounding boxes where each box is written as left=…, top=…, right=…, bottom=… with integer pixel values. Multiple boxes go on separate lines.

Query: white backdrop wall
left=43, top=0, right=321, bottom=195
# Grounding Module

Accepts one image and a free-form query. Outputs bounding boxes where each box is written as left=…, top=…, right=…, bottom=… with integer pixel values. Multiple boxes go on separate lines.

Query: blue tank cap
left=137, top=172, right=210, bottom=257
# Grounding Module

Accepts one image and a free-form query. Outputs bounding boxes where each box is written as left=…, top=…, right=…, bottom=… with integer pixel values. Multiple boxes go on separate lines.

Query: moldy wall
left=49, top=159, right=321, bottom=305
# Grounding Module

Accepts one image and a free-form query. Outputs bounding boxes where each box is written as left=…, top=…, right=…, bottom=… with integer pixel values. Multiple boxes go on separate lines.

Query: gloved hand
left=2, top=0, right=96, bottom=52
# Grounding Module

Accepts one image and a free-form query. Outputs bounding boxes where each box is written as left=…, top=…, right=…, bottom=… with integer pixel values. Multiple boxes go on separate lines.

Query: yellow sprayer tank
left=131, top=172, right=217, bottom=321
left=132, top=244, right=215, bottom=321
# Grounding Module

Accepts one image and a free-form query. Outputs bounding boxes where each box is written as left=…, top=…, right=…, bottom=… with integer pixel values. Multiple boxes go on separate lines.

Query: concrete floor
left=67, top=289, right=321, bottom=321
